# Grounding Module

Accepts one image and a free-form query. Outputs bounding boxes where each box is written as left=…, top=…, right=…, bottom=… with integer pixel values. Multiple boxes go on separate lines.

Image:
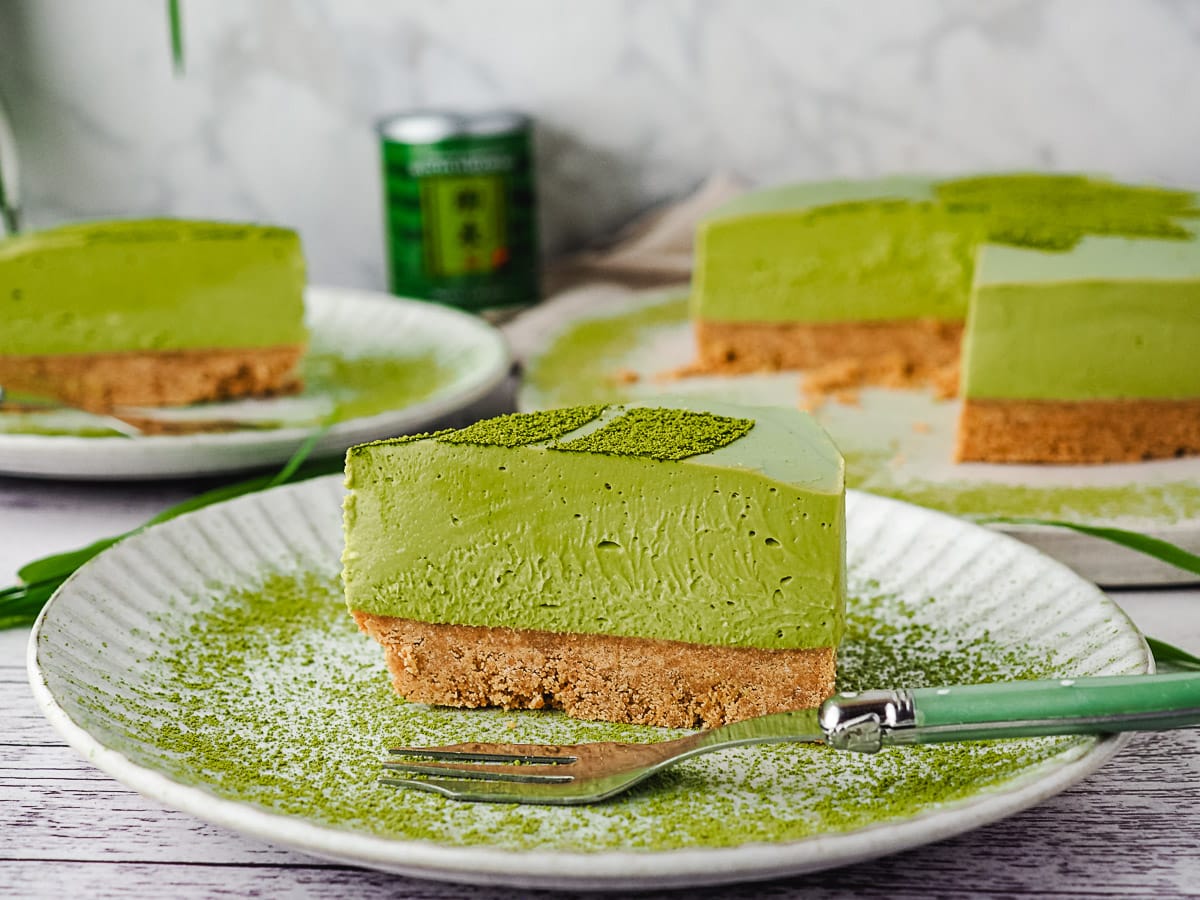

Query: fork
left=382, top=671, right=1200, bottom=805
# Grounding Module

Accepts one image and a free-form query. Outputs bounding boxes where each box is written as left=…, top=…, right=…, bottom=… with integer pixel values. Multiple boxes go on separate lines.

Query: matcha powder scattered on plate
left=74, top=566, right=1091, bottom=853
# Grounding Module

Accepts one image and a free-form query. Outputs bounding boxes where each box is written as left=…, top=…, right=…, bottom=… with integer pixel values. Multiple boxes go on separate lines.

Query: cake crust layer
left=694, top=317, right=963, bottom=383
left=956, top=397, right=1200, bottom=463
left=353, top=612, right=837, bottom=729
left=0, top=345, right=304, bottom=411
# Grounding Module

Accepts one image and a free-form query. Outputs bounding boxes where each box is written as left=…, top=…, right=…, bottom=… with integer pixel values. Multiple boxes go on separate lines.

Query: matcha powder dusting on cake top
left=438, top=405, right=607, bottom=448
left=935, top=174, right=1199, bottom=252
left=553, top=406, right=755, bottom=460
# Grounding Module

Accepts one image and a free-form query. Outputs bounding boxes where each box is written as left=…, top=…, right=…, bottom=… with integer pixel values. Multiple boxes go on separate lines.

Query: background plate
left=0, top=286, right=510, bottom=481
left=509, top=285, right=1200, bottom=586
left=30, top=475, right=1149, bottom=891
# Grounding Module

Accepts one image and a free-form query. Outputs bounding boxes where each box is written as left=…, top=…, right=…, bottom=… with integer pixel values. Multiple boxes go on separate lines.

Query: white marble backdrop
left=1, top=0, right=1197, bottom=289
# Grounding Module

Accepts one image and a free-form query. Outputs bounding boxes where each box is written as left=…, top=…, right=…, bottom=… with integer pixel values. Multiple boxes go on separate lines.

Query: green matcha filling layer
left=342, top=401, right=845, bottom=649
left=0, top=219, right=307, bottom=355
left=963, top=237, right=1200, bottom=401
left=694, top=174, right=1199, bottom=325
left=694, top=201, right=979, bottom=322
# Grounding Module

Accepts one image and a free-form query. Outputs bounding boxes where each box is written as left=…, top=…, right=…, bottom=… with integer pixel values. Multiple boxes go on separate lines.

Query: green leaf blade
left=982, top=516, right=1200, bottom=578
left=1146, top=637, right=1200, bottom=672
left=0, top=581, right=59, bottom=630
left=168, top=0, right=185, bottom=75
left=17, top=537, right=121, bottom=584
left=2, top=428, right=339, bottom=630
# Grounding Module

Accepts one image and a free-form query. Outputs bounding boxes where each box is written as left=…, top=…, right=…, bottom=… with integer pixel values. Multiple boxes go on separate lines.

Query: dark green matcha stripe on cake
left=438, top=405, right=607, bottom=448
left=552, top=407, right=754, bottom=461
left=935, top=174, right=1199, bottom=252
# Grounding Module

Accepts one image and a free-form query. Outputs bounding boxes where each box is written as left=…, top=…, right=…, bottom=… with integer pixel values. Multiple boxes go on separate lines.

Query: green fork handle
left=821, top=672, right=1200, bottom=751
left=904, top=672, right=1200, bottom=744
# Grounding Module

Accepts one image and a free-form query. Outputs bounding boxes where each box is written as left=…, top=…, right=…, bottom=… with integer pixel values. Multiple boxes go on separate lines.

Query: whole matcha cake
left=0, top=219, right=308, bottom=411
left=691, top=173, right=1200, bottom=463
left=342, top=401, right=845, bottom=729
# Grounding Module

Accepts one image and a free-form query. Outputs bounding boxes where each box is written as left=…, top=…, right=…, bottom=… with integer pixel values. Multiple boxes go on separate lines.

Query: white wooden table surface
left=2, top=474, right=1199, bottom=899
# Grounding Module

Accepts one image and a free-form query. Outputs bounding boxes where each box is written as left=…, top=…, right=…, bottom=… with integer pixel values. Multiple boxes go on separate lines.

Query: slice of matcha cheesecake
left=956, top=236, right=1200, bottom=463
left=342, top=401, right=845, bottom=728
left=0, top=219, right=307, bottom=411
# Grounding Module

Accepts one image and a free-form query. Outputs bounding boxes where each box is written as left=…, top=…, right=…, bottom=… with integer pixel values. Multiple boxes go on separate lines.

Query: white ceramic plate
left=509, top=285, right=1200, bottom=586
left=0, top=286, right=510, bottom=480
left=29, top=476, right=1149, bottom=891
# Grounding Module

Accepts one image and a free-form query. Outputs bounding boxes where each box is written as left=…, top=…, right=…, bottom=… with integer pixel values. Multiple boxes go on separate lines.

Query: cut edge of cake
left=955, top=236, right=1200, bottom=463
left=343, top=401, right=845, bottom=729
left=955, top=397, right=1200, bottom=464
left=353, top=613, right=836, bottom=729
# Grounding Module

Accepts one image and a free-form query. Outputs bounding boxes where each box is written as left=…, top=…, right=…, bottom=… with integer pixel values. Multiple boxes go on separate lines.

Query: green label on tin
left=378, top=116, right=538, bottom=310
left=419, top=175, right=507, bottom=277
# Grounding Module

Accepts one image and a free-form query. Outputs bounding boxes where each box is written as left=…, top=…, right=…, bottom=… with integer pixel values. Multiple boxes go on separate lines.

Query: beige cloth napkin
left=542, top=173, right=744, bottom=295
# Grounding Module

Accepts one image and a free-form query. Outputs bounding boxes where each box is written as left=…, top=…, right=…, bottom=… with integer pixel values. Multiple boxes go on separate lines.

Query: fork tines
left=380, top=737, right=688, bottom=804
left=386, top=745, right=578, bottom=766
left=384, top=744, right=580, bottom=787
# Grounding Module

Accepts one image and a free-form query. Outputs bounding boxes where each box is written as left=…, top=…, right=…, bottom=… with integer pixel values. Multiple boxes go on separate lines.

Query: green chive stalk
left=168, top=0, right=185, bottom=75
left=0, top=430, right=340, bottom=630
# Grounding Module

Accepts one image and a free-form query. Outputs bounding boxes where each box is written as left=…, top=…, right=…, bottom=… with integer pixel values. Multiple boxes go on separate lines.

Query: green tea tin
left=378, top=111, right=539, bottom=311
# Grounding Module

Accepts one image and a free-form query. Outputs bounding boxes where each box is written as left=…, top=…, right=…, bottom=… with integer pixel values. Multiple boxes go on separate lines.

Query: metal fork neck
left=819, top=689, right=917, bottom=753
